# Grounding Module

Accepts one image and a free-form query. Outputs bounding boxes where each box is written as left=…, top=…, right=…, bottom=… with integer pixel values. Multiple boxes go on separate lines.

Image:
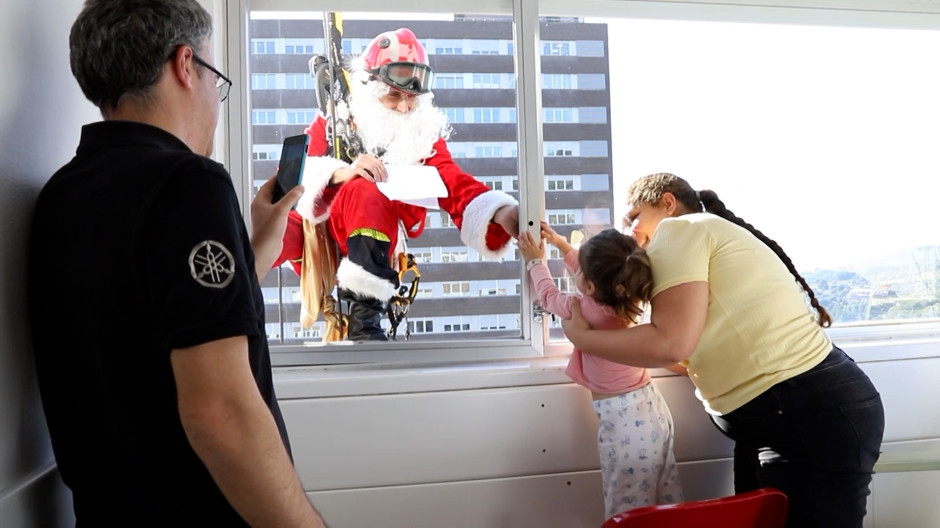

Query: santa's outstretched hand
left=492, top=204, right=520, bottom=238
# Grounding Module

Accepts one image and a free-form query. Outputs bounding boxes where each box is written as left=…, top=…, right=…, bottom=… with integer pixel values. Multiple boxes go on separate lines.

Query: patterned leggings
left=592, top=382, right=684, bottom=518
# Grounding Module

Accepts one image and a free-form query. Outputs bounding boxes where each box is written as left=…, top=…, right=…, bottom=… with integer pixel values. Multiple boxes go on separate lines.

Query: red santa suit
left=275, top=84, right=518, bottom=309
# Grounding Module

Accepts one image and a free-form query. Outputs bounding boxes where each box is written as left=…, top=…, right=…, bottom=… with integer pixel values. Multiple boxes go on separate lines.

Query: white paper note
left=375, top=165, right=448, bottom=208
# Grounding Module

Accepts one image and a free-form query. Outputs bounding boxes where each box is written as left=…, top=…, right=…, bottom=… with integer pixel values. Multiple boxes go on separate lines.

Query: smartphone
left=271, top=133, right=310, bottom=206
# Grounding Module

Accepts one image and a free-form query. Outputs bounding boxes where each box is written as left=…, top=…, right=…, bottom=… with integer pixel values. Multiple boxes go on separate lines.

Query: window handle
left=533, top=301, right=547, bottom=323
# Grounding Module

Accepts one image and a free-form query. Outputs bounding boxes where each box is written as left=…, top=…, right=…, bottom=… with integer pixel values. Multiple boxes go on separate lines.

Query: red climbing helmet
left=361, top=28, right=433, bottom=95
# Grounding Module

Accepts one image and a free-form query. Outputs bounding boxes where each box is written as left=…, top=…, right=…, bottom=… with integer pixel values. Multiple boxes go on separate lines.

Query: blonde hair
left=627, top=173, right=832, bottom=327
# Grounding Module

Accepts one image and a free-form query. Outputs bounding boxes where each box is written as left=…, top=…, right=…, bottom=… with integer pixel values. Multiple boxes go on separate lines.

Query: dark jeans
left=711, top=346, right=885, bottom=528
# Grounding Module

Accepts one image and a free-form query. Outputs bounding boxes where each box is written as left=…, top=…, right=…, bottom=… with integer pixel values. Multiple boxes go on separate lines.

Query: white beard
left=347, top=80, right=452, bottom=166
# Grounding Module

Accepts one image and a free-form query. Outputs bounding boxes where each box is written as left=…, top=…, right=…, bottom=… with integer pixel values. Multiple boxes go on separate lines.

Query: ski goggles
left=370, top=62, right=434, bottom=95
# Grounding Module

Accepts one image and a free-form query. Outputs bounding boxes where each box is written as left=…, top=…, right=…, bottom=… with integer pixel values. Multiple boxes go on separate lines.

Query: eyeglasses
left=192, top=53, right=232, bottom=103
left=370, top=62, right=433, bottom=95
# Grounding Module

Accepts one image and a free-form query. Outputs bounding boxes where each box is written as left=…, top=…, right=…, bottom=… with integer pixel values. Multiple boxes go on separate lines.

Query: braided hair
left=578, top=229, right=653, bottom=324
left=627, top=173, right=832, bottom=328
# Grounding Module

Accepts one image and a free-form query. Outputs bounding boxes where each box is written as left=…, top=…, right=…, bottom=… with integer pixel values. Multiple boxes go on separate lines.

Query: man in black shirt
left=28, top=1, right=326, bottom=526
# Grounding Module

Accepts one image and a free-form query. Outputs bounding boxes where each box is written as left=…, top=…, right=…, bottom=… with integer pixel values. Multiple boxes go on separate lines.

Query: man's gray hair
left=69, top=0, right=212, bottom=114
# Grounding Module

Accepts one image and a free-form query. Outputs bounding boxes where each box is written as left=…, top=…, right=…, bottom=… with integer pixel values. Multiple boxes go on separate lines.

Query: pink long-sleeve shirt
left=528, top=250, right=650, bottom=395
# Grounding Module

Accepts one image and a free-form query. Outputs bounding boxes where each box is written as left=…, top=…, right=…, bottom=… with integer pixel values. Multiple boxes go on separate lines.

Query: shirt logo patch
left=189, top=240, right=235, bottom=288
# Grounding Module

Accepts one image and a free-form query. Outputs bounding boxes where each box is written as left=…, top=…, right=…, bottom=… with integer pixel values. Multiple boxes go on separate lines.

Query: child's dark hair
left=578, top=228, right=652, bottom=324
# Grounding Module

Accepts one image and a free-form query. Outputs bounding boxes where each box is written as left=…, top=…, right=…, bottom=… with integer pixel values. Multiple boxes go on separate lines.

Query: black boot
left=340, top=291, right=388, bottom=341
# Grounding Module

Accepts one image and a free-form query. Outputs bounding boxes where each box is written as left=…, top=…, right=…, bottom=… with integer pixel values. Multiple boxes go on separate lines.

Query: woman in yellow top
left=563, top=173, right=884, bottom=528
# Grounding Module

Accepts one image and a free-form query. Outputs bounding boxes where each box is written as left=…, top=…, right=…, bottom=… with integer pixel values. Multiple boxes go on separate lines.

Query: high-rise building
left=247, top=15, right=613, bottom=343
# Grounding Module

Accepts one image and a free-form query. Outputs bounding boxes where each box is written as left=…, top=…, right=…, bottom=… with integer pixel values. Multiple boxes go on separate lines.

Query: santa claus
left=275, top=27, right=520, bottom=341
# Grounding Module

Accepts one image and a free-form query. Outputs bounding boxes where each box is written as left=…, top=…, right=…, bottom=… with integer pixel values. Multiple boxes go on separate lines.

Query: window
left=232, top=3, right=940, bottom=365
left=431, top=38, right=465, bottom=55
left=577, top=40, right=605, bottom=57
left=448, top=142, right=517, bottom=158
left=252, top=110, right=277, bottom=124
left=546, top=176, right=575, bottom=191
left=443, top=107, right=517, bottom=123
left=284, top=39, right=320, bottom=54
left=544, top=141, right=576, bottom=157
left=543, top=108, right=573, bottom=123
left=578, top=74, right=606, bottom=90
left=475, top=145, right=502, bottom=157
left=554, top=276, right=575, bottom=294
left=251, top=73, right=277, bottom=90
left=435, top=74, right=465, bottom=89
left=541, top=41, right=571, bottom=56
left=472, top=74, right=500, bottom=89
left=286, top=110, right=316, bottom=124
left=443, top=107, right=465, bottom=123
left=264, top=323, right=280, bottom=340
left=407, top=319, right=434, bottom=334
left=470, top=39, right=501, bottom=55
left=578, top=107, right=607, bottom=123
left=290, top=324, right=321, bottom=339
left=536, top=6, right=940, bottom=333
left=438, top=212, right=454, bottom=229
left=284, top=74, right=315, bottom=90
left=440, top=248, right=469, bottom=264
left=442, top=282, right=471, bottom=296
left=547, top=210, right=577, bottom=225
left=580, top=140, right=608, bottom=157
left=252, top=144, right=280, bottom=161
left=411, top=249, right=432, bottom=263
left=472, top=108, right=498, bottom=123
left=251, top=40, right=275, bottom=54
left=480, top=178, right=503, bottom=191
left=542, top=74, right=572, bottom=89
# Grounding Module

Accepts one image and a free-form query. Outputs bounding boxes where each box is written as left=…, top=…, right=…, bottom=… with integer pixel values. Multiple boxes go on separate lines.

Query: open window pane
left=539, top=11, right=940, bottom=334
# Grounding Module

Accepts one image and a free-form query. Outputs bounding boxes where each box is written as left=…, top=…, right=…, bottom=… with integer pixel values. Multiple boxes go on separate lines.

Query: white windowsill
left=274, top=321, right=940, bottom=399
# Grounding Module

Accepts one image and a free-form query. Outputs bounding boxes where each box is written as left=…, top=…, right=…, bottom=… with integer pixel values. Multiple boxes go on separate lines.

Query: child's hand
left=517, top=231, right=545, bottom=262
left=540, top=221, right=572, bottom=254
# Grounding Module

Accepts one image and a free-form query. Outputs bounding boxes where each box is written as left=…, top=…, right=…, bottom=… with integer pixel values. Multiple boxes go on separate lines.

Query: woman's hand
left=251, top=176, right=303, bottom=279
left=562, top=298, right=592, bottom=344
left=330, top=153, right=387, bottom=185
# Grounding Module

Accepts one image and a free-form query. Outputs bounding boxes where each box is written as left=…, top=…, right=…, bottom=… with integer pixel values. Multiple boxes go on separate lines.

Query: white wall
left=277, top=350, right=940, bottom=527
left=0, top=0, right=97, bottom=525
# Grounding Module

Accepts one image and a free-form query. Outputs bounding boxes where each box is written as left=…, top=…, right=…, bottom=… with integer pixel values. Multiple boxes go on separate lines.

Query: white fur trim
left=336, top=258, right=398, bottom=301
left=295, top=156, right=347, bottom=224
left=460, top=190, right=519, bottom=260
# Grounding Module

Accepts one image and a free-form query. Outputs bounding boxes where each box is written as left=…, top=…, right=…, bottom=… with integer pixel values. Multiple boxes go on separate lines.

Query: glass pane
left=247, top=12, right=521, bottom=345
left=536, top=18, right=616, bottom=343
left=540, top=13, right=940, bottom=331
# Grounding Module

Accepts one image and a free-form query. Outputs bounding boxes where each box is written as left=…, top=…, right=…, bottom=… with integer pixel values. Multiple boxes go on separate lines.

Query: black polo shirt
left=28, top=121, right=289, bottom=526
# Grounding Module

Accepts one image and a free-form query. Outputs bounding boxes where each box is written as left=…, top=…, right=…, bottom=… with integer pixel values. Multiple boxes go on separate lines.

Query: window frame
left=227, top=0, right=548, bottom=365
left=224, top=0, right=940, bottom=366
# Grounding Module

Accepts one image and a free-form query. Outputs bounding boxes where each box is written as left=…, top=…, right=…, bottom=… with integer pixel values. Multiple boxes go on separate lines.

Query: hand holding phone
left=271, top=134, right=310, bottom=207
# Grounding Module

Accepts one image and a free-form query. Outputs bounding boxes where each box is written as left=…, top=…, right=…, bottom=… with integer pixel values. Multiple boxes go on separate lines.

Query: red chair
left=601, top=487, right=788, bottom=528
